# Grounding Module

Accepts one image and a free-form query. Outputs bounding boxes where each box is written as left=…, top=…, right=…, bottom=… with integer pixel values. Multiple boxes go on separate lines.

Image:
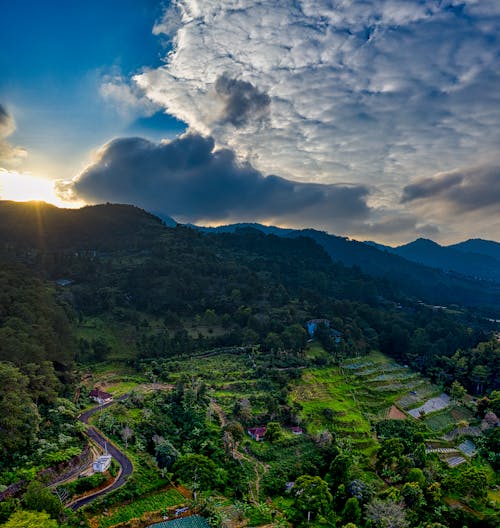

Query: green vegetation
left=0, top=202, right=498, bottom=528
left=93, top=488, right=184, bottom=528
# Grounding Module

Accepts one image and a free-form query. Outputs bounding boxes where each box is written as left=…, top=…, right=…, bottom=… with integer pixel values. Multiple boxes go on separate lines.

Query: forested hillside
left=0, top=201, right=498, bottom=528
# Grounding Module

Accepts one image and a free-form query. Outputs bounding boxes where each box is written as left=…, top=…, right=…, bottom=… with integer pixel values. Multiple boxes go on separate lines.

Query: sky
left=1, top=0, right=499, bottom=244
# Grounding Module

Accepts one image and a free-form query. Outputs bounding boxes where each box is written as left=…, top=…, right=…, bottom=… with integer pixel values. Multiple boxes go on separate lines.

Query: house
left=331, top=329, right=343, bottom=344
left=306, top=319, right=330, bottom=337
left=290, top=426, right=303, bottom=435
left=93, top=454, right=112, bottom=473
left=89, top=389, right=113, bottom=405
left=306, top=319, right=343, bottom=343
left=248, top=426, right=267, bottom=441
left=55, top=279, right=73, bottom=287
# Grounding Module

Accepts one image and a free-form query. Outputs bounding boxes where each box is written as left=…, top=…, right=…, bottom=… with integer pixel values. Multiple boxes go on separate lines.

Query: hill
left=198, top=223, right=500, bottom=311
left=449, top=238, right=500, bottom=261
left=0, top=200, right=167, bottom=251
left=366, top=237, right=500, bottom=284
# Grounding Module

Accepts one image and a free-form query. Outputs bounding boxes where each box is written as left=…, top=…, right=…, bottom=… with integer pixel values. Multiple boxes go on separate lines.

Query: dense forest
left=0, top=201, right=498, bottom=528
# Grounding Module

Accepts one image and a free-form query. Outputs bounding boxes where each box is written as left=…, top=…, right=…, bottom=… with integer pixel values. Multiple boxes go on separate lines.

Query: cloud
left=134, top=0, right=500, bottom=191
left=56, top=133, right=370, bottom=229
left=361, top=215, right=439, bottom=238
left=402, top=165, right=500, bottom=213
left=0, top=104, right=27, bottom=166
left=214, top=75, right=270, bottom=127
left=100, top=73, right=160, bottom=119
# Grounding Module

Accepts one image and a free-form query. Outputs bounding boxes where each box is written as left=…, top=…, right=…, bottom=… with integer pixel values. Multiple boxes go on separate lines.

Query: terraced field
left=342, top=351, right=438, bottom=420
left=291, top=350, right=446, bottom=453
left=290, top=368, right=374, bottom=450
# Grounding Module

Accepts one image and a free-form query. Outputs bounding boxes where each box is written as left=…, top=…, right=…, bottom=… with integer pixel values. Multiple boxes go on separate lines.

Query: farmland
left=89, top=488, right=185, bottom=528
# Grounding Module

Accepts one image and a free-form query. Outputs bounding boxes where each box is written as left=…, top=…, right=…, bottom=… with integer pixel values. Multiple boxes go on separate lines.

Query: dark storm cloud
left=56, top=133, right=370, bottom=225
left=401, top=165, right=500, bottom=213
left=215, top=75, right=270, bottom=127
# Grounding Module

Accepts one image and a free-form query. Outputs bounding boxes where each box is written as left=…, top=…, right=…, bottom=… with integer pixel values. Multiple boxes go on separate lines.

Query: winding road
left=69, top=396, right=133, bottom=510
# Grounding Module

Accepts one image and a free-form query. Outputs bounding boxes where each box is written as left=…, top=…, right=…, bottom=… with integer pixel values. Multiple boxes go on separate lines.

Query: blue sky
left=0, top=0, right=185, bottom=179
left=1, top=1, right=499, bottom=243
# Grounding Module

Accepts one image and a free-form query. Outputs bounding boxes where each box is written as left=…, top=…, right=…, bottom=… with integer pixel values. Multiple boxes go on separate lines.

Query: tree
left=405, top=468, right=425, bottom=487
left=0, top=362, right=41, bottom=456
left=293, top=475, right=332, bottom=521
left=450, top=380, right=466, bottom=402
left=366, top=499, right=408, bottom=528
left=265, top=422, right=283, bottom=442
left=120, top=425, right=134, bottom=449
left=451, top=465, right=489, bottom=500
left=282, top=324, right=307, bottom=352
left=376, top=439, right=405, bottom=473
left=424, top=482, right=442, bottom=505
left=327, top=453, right=351, bottom=492
left=341, top=497, right=361, bottom=525
left=173, top=454, right=221, bottom=492
left=154, top=439, right=179, bottom=472
left=1, top=510, right=59, bottom=528
left=23, top=480, right=61, bottom=519
left=401, top=482, right=425, bottom=508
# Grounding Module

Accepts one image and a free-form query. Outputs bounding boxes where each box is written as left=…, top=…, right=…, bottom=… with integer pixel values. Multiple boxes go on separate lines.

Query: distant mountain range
left=196, top=222, right=500, bottom=310
left=0, top=201, right=498, bottom=311
left=365, top=237, right=500, bottom=283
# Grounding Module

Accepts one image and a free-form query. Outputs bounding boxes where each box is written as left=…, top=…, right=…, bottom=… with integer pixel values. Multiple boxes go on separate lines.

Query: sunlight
left=0, top=169, right=84, bottom=208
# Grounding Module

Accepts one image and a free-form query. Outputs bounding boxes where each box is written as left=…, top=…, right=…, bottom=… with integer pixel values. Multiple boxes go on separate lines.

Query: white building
left=93, top=454, right=112, bottom=473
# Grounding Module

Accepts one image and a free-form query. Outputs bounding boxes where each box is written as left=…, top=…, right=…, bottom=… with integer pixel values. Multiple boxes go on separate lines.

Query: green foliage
left=450, top=380, right=466, bottom=402
left=341, top=497, right=362, bottom=526
left=292, top=475, right=332, bottom=520
left=155, top=439, right=180, bottom=471
left=366, top=498, right=409, bottom=528
left=22, top=480, right=61, bottom=519
left=1, top=510, right=59, bottom=528
left=265, top=422, right=283, bottom=442
left=0, top=363, right=41, bottom=458
left=405, top=468, right=425, bottom=487
left=65, top=473, right=108, bottom=497
left=401, top=482, right=425, bottom=509
left=173, top=454, right=221, bottom=491
left=446, top=465, right=490, bottom=500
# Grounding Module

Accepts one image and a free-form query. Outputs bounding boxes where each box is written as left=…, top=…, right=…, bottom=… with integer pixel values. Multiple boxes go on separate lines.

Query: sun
left=0, top=170, right=83, bottom=208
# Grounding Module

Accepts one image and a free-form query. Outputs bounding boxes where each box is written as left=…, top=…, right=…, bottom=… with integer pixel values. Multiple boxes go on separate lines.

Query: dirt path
left=211, top=398, right=266, bottom=503
left=211, top=399, right=228, bottom=427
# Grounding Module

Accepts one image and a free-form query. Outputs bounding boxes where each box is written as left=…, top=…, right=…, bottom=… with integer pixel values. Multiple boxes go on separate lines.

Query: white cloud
left=135, top=3, right=498, bottom=179
left=100, top=73, right=160, bottom=119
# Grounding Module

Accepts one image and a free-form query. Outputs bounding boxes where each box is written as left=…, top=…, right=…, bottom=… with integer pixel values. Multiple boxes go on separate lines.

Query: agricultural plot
left=407, top=394, right=450, bottom=418
left=457, top=439, right=477, bottom=457
left=290, top=368, right=375, bottom=450
left=291, top=350, right=437, bottom=451
left=93, top=488, right=185, bottom=528
left=340, top=352, right=435, bottom=422
left=148, top=515, right=210, bottom=528
left=423, top=405, right=475, bottom=434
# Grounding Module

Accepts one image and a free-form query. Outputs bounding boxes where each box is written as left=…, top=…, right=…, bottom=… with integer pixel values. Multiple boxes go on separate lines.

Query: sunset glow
left=0, top=170, right=83, bottom=208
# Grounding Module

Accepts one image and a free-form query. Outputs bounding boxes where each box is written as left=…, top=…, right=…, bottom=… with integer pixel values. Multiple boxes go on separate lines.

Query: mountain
left=365, top=237, right=500, bottom=283
left=199, top=224, right=500, bottom=310
left=0, top=200, right=166, bottom=250
left=448, top=238, right=500, bottom=261
left=1, top=201, right=499, bottom=311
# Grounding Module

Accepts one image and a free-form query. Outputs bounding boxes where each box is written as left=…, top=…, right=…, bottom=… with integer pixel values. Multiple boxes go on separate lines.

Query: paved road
left=69, top=395, right=133, bottom=510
